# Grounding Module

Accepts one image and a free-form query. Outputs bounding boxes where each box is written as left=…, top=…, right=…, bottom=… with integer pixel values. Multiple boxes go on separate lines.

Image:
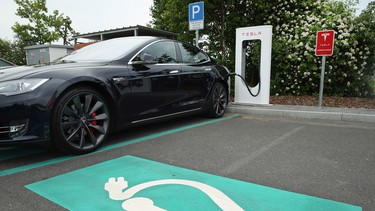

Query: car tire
left=51, top=87, right=111, bottom=154
left=207, top=83, right=228, bottom=118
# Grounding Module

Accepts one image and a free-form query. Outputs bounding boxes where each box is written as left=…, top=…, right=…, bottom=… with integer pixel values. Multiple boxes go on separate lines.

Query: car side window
left=178, top=42, right=210, bottom=64
left=135, top=41, right=177, bottom=64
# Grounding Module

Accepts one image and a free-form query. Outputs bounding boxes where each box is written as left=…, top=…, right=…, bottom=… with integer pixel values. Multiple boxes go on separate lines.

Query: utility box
left=24, top=44, right=74, bottom=65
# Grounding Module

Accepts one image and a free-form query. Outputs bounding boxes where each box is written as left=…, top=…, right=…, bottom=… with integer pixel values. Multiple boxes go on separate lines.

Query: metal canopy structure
left=74, top=25, right=178, bottom=42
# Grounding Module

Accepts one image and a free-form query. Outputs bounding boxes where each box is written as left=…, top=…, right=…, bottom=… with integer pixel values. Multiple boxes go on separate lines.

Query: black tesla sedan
left=0, top=36, right=230, bottom=154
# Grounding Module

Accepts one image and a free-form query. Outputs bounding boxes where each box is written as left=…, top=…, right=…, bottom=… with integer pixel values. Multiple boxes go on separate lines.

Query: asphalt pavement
left=1, top=106, right=374, bottom=210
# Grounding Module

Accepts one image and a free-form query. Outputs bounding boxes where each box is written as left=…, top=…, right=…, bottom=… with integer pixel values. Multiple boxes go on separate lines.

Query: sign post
left=315, top=30, right=335, bottom=109
left=189, top=2, right=204, bottom=46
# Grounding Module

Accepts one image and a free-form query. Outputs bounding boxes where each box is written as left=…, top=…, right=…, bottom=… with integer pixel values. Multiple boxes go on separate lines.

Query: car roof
left=103, top=36, right=162, bottom=43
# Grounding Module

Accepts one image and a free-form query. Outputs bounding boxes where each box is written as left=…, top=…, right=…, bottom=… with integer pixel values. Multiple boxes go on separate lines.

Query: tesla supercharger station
left=234, top=25, right=273, bottom=105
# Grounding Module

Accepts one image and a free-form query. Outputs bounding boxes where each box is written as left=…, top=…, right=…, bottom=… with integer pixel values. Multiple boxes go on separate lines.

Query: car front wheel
left=51, top=87, right=110, bottom=154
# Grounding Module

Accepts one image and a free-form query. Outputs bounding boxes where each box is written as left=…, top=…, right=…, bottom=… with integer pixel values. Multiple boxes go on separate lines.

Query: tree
left=12, top=0, right=76, bottom=46
left=0, top=38, right=26, bottom=65
left=268, top=0, right=373, bottom=97
left=0, top=39, right=12, bottom=60
left=151, top=0, right=192, bottom=42
left=355, top=2, right=375, bottom=78
left=52, top=11, right=77, bottom=45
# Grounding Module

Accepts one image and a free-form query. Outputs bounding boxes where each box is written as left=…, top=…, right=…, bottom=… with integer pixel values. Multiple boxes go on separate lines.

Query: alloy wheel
left=59, top=92, right=110, bottom=150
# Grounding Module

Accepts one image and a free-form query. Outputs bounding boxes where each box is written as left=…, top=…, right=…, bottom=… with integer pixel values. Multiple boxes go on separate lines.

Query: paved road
left=0, top=113, right=374, bottom=210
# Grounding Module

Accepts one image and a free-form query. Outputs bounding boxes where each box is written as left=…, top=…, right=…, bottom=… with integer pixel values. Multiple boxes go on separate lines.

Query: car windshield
left=57, top=37, right=155, bottom=63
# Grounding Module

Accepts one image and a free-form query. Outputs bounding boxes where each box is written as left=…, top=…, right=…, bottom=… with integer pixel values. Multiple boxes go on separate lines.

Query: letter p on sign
left=192, top=5, right=200, bottom=19
left=189, top=2, right=204, bottom=21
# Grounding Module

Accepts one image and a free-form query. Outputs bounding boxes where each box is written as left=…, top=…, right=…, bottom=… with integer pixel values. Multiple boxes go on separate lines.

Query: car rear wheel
left=51, top=87, right=110, bottom=154
left=207, top=83, right=228, bottom=118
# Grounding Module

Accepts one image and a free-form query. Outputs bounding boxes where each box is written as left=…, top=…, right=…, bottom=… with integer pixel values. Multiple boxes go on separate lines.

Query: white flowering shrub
left=355, top=2, right=375, bottom=81
left=267, top=0, right=374, bottom=97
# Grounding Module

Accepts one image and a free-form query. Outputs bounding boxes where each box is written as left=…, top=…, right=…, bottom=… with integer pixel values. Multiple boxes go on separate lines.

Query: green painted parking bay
left=26, top=156, right=361, bottom=210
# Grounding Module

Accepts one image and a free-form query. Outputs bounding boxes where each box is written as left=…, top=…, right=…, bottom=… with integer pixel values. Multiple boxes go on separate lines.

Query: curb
left=227, top=104, right=375, bottom=124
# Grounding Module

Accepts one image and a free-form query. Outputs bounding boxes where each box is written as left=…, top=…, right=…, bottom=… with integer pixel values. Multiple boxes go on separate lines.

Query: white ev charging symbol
left=105, top=177, right=244, bottom=211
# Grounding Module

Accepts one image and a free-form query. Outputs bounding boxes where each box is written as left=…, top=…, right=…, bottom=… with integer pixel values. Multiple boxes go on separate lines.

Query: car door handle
left=113, top=77, right=127, bottom=83
left=169, top=70, right=180, bottom=74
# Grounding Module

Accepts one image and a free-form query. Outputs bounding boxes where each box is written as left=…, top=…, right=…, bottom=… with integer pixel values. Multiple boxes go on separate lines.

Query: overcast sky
left=0, top=0, right=154, bottom=42
left=0, top=0, right=372, bottom=43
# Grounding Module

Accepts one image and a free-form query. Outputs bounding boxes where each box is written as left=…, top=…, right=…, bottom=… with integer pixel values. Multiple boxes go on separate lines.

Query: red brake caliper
left=91, top=112, right=97, bottom=125
left=90, top=113, right=97, bottom=132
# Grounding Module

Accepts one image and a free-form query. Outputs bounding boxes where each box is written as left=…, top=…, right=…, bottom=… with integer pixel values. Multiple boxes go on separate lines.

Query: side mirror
left=129, top=53, right=158, bottom=65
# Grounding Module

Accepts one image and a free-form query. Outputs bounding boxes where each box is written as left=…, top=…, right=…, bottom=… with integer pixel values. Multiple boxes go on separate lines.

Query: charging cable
left=228, top=72, right=261, bottom=97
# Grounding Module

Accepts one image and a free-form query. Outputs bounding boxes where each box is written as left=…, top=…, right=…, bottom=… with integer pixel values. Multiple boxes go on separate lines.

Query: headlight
left=0, top=78, right=50, bottom=96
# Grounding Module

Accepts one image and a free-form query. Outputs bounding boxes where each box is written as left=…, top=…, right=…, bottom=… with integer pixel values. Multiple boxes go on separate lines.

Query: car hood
left=0, top=62, right=109, bottom=81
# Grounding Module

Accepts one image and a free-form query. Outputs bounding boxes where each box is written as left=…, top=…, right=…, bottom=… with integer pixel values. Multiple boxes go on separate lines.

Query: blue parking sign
left=189, top=2, right=204, bottom=22
left=189, top=2, right=204, bottom=30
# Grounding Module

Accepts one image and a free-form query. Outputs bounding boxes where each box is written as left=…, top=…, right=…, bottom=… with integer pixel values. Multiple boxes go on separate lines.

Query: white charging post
left=234, top=25, right=273, bottom=105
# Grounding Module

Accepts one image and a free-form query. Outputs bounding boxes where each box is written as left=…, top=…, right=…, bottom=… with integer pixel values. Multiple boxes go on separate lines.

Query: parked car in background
left=0, top=36, right=230, bottom=154
left=0, top=58, right=16, bottom=69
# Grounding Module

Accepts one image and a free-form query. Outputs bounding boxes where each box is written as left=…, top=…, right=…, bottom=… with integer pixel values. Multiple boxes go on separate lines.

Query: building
left=23, top=25, right=178, bottom=64
left=73, top=25, right=178, bottom=49
left=24, top=44, right=74, bottom=65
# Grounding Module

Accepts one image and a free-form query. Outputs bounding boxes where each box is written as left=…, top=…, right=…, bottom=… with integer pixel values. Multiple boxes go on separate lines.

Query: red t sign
left=315, top=30, right=335, bottom=56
